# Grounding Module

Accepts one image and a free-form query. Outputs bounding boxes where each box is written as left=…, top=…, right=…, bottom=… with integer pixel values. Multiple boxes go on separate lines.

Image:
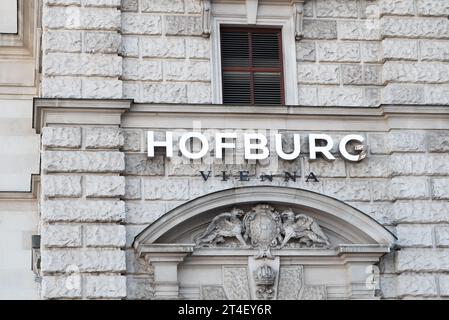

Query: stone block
left=361, top=42, right=382, bottom=63
left=421, top=41, right=449, bottom=61
left=382, top=17, right=449, bottom=39
left=42, top=151, right=125, bottom=173
left=186, top=37, right=211, bottom=59
left=123, top=130, right=141, bottom=152
left=396, top=225, right=433, bottom=247
left=141, top=83, right=187, bottom=103
left=296, top=41, right=316, bottom=61
left=390, top=154, right=449, bottom=176
left=187, top=83, right=212, bottom=104
left=43, top=7, right=121, bottom=30
left=84, top=225, right=126, bottom=247
left=416, top=0, right=449, bottom=16
left=348, top=156, right=391, bottom=177
left=382, top=84, right=425, bottom=104
left=121, top=13, right=161, bottom=34
left=383, top=39, right=418, bottom=60
left=342, top=64, right=382, bottom=85
left=435, top=227, right=449, bottom=247
left=125, top=154, right=165, bottom=175
left=397, top=249, right=449, bottom=272
left=163, top=60, right=210, bottom=81
left=303, top=20, right=337, bottom=40
left=85, top=176, right=125, bottom=198
left=122, top=59, right=162, bottom=81
left=144, top=178, right=190, bottom=200
left=393, top=201, right=449, bottom=224
left=297, top=64, right=340, bottom=84
left=316, top=41, right=360, bottom=62
left=164, top=16, right=202, bottom=36
left=317, top=87, right=364, bottom=106
left=338, top=20, right=381, bottom=40
left=141, top=37, right=185, bottom=58
left=85, top=276, right=127, bottom=298
left=43, top=53, right=122, bottom=77
left=390, top=176, right=429, bottom=200
left=84, top=32, right=121, bottom=53
left=42, top=127, right=82, bottom=148
left=380, top=0, right=415, bottom=16
left=42, top=175, right=82, bottom=198
left=298, top=85, right=318, bottom=105
left=305, top=159, right=346, bottom=178
left=42, top=77, right=82, bottom=98
left=82, top=78, right=122, bottom=99
left=397, top=274, right=437, bottom=297
left=41, top=224, right=82, bottom=248
left=43, top=30, right=82, bottom=53
left=85, top=127, right=124, bottom=149
left=42, top=276, right=82, bottom=299
left=42, top=200, right=125, bottom=222
left=439, top=275, right=449, bottom=296
left=432, top=179, right=449, bottom=200
left=383, top=62, right=449, bottom=84
left=316, top=0, right=358, bottom=18
left=126, top=276, right=154, bottom=299
left=121, top=0, right=138, bottom=11
left=41, top=249, right=126, bottom=273
left=141, top=0, right=184, bottom=13
left=125, top=201, right=166, bottom=224
left=120, top=36, right=139, bottom=57
left=322, top=179, right=371, bottom=201
left=124, top=177, right=141, bottom=200
left=428, top=131, right=449, bottom=152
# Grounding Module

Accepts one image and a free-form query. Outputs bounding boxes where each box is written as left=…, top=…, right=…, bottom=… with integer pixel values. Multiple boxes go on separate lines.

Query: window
left=220, top=27, right=284, bottom=105
left=0, top=0, right=18, bottom=34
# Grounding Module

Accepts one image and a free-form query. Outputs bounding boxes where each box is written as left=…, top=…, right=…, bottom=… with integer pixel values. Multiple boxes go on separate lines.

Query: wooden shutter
left=220, top=27, right=284, bottom=105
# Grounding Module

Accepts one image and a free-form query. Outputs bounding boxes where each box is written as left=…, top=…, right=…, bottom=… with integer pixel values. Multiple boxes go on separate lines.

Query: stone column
left=141, top=245, right=195, bottom=299
left=40, top=125, right=127, bottom=299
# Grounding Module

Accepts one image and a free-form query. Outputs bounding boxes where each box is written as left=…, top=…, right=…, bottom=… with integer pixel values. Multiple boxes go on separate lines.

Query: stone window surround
left=210, top=0, right=299, bottom=105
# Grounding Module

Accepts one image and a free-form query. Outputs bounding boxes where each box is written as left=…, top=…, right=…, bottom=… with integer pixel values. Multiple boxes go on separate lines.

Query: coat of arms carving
left=195, top=204, right=330, bottom=258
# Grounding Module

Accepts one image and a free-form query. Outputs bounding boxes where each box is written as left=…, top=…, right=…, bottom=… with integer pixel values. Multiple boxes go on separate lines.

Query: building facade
left=1, top=0, right=449, bottom=299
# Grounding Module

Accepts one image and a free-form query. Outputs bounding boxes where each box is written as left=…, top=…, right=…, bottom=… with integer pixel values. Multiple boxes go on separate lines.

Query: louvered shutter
left=220, top=27, right=284, bottom=105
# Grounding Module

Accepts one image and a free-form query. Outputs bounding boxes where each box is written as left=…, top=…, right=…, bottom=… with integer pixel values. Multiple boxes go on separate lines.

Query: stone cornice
left=33, top=98, right=449, bottom=133
left=33, top=98, right=133, bottom=133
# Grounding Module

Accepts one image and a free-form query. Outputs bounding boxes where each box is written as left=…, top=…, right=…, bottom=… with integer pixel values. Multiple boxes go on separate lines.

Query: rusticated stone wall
left=41, top=0, right=449, bottom=106
left=38, top=125, right=449, bottom=299
left=40, top=126, right=128, bottom=299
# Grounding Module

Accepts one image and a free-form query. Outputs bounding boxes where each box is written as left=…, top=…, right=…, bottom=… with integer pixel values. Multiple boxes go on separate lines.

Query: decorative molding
left=201, top=0, right=211, bottom=38
left=210, top=1, right=299, bottom=104
left=33, top=98, right=133, bottom=134
left=291, top=1, right=305, bottom=40
left=134, top=186, right=396, bottom=250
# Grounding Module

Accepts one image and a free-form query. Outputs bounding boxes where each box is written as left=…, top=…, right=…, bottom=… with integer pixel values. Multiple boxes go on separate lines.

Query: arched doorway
left=134, top=186, right=396, bottom=300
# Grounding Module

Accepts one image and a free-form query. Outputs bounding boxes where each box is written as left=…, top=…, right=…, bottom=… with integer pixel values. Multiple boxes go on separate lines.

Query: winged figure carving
left=194, top=208, right=247, bottom=246
left=280, top=209, right=330, bottom=248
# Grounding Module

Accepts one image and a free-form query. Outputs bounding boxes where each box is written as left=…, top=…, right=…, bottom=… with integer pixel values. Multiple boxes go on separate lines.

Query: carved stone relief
left=277, top=266, right=304, bottom=300
left=201, top=286, right=228, bottom=300
left=223, top=267, right=251, bottom=300
left=195, top=204, right=330, bottom=258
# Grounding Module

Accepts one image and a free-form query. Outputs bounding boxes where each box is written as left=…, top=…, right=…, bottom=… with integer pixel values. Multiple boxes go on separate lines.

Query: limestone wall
left=41, top=0, right=449, bottom=106
left=38, top=123, right=449, bottom=299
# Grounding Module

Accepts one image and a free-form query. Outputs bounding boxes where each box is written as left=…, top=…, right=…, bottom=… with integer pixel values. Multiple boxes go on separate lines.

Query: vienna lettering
left=147, top=131, right=366, bottom=162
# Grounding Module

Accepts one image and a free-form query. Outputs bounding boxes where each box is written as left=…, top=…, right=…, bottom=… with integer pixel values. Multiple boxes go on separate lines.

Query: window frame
left=211, top=6, right=298, bottom=105
left=220, top=26, right=285, bottom=105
